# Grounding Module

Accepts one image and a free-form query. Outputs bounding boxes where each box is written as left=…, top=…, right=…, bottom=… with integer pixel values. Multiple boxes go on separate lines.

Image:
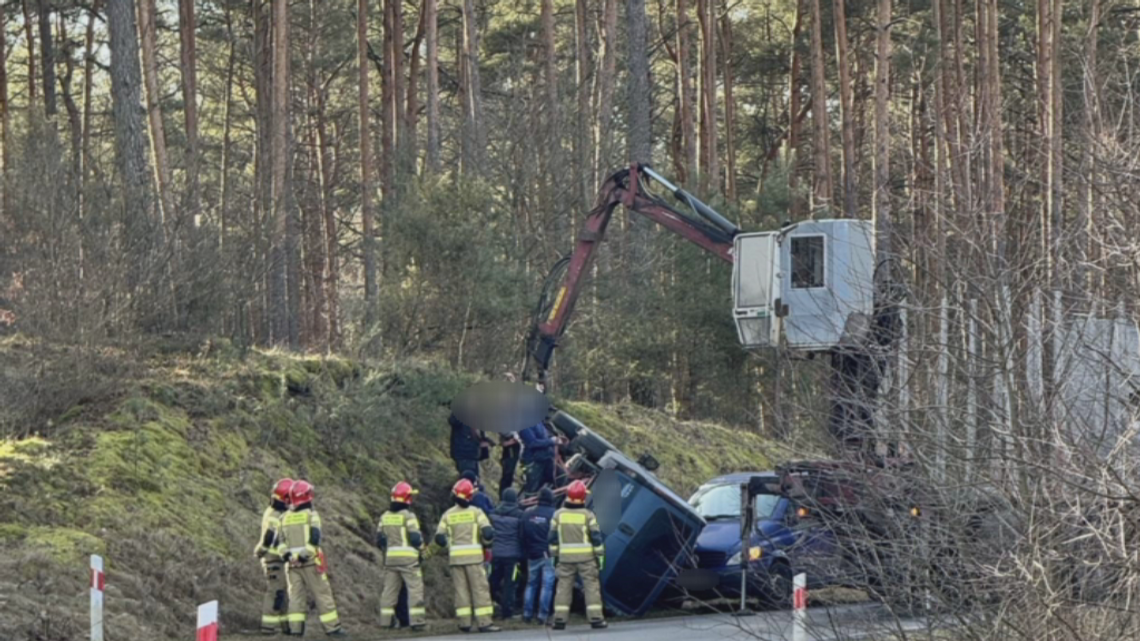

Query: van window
left=791, top=236, right=825, bottom=289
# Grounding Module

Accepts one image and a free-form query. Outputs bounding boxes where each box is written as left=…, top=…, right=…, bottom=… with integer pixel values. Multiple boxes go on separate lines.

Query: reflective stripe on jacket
left=435, top=505, right=493, bottom=566
left=276, top=508, right=322, bottom=563
left=377, top=510, right=422, bottom=566
left=256, top=506, right=287, bottom=562
left=549, top=507, right=604, bottom=564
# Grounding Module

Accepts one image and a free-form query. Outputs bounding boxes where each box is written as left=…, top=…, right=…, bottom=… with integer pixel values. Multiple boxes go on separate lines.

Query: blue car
left=688, top=472, right=845, bottom=605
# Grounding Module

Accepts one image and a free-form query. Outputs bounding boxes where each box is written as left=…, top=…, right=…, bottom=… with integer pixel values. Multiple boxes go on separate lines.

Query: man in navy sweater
left=519, top=421, right=557, bottom=495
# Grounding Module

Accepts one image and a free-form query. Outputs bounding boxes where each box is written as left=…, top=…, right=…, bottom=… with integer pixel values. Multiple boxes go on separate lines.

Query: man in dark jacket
left=488, top=488, right=524, bottom=619
left=460, top=470, right=496, bottom=517
left=449, top=412, right=483, bottom=477
left=521, top=487, right=558, bottom=624
left=519, top=422, right=557, bottom=495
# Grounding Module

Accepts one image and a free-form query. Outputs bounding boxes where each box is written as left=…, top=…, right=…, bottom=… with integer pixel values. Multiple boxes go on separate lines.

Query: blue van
left=688, top=472, right=845, bottom=605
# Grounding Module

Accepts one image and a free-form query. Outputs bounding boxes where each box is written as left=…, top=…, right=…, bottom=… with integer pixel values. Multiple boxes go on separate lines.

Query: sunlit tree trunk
left=833, top=0, right=855, bottom=217
left=595, top=0, right=618, bottom=185
left=575, top=0, right=593, bottom=210
left=873, top=0, right=890, bottom=257
left=787, top=0, right=804, bottom=219
left=720, top=5, right=736, bottom=200
left=808, top=0, right=833, bottom=211
left=461, top=0, right=486, bottom=174
left=179, top=0, right=200, bottom=222
left=358, top=0, right=377, bottom=324
left=677, top=0, right=697, bottom=185
left=138, top=0, right=175, bottom=233
left=425, top=0, right=440, bottom=172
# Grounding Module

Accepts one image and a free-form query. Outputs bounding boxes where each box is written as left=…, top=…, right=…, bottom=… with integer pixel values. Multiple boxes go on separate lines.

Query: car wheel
left=760, top=562, right=794, bottom=610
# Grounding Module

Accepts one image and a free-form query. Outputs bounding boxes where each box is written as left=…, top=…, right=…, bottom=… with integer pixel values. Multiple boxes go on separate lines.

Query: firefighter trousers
left=260, top=561, right=289, bottom=633
left=451, top=563, right=494, bottom=630
left=285, top=563, right=342, bottom=635
left=553, top=560, right=604, bottom=624
left=380, top=565, right=425, bottom=628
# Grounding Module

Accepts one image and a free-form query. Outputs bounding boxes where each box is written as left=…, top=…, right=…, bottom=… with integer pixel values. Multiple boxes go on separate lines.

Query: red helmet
left=272, top=478, right=295, bottom=504
left=566, top=480, right=589, bottom=504
left=452, top=479, right=475, bottom=501
left=391, top=481, right=417, bottom=504
left=291, top=480, right=314, bottom=506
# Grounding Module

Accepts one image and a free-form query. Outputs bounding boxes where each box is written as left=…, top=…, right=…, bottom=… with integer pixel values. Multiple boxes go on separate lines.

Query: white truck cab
left=733, top=219, right=876, bottom=352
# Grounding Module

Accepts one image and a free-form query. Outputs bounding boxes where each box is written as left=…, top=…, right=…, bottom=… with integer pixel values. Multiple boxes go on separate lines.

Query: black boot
left=459, top=626, right=472, bottom=633
left=327, top=629, right=349, bottom=638
left=591, top=621, right=609, bottom=629
left=552, top=621, right=566, bottom=630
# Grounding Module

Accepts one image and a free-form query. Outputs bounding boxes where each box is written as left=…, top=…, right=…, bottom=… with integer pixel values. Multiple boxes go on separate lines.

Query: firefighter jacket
left=375, top=503, right=424, bottom=567
left=548, top=505, right=604, bottom=564
left=275, top=504, right=323, bottom=565
left=434, top=504, right=494, bottom=566
left=255, top=503, right=289, bottom=563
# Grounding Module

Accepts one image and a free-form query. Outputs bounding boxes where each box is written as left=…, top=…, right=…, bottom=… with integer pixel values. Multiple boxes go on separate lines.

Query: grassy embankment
left=0, top=335, right=780, bottom=640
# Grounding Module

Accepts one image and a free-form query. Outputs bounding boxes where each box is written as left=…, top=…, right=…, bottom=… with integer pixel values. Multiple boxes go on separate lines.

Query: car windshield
left=689, top=483, right=781, bottom=521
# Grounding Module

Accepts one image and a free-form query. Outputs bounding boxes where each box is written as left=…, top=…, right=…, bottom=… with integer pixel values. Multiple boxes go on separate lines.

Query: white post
left=897, top=306, right=910, bottom=458
left=197, top=601, right=219, bottom=641
left=936, top=295, right=949, bottom=480
left=966, top=299, right=978, bottom=480
left=792, top=572, right=807, bottom=641
left=90, top=555, right=105, bottom=641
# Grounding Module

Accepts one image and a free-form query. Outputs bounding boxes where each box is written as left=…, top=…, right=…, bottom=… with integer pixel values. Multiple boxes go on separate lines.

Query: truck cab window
left=791, top=236, right=825, bottom=289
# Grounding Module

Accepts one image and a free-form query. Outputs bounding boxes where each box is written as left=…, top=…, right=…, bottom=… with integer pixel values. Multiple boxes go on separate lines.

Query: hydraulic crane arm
left=523, top=164, right=741, bottom=386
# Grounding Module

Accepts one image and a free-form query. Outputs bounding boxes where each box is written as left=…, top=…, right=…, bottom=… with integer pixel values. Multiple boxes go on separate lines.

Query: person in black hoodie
left=521, top=487, right=558, bottom=625
left=488, top=488, right=524, bottom=620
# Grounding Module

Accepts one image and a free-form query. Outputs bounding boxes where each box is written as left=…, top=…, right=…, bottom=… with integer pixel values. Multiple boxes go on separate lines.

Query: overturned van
left=549, top=411, right=706, bottom=617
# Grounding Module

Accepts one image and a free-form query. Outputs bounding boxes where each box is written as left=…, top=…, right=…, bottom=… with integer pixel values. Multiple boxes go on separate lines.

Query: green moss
left=24, top=527, right=105, bottom=563
left=0, top=523, right=28, bottom=541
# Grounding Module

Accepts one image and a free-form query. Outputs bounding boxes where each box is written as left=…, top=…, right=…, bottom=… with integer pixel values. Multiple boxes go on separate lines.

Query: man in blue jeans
left=521, top=487, right=557, bottom=624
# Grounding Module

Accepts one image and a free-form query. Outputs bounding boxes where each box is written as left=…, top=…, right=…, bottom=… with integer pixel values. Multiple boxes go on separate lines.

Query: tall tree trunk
left=253, top=0, right=272, bottom=343
left=1036, top=0, right=1053, bottom=284
left=720, top=5, right=736, bottom=200
left=406, top=2, right=425, bottom=167
left=873, top=0, right=890, bottom=257
left=833, top=0, right=855, bottom=217
left=218, top=0, right=235, bottom=250
left=542, top=0, right=561, bottom=236
left=425, top=0, right=440, bottom=172
left=358, top=0, right=377, bottom=324
left=1079, top=0, right=1100, bottom=295
left=677, top=0, right=697, bottom=185
left=81, top=0, right=101, bottom=184
left=271, top=0, right=299, bottom=347
left=179, top=0, right=199, bottom=222
left=787, top=0, right=804, bottom=220
left=22, top=0, right=37, bottom=112
left=389, top=0, right=407, bottom=178
left=627, top=0, right=651, bottom=166
left=809, top=0, right=833, bottom=211
left=58, top=13, right=81, bottom=175
left=37, top=0, right=56, bottom=117
left=1050, top=0, right=1063, bottom=289
left=697, top=0, right=717, bottom=193
left=0, top=11, right=9, bottom=218
left=460, top=0, right=486, bottom=174
left=595, top=0, right=619, bottom=184
left=107, top=0, right=155, bottom=279
left=575, top=0, right=593, bottom=210
left=138, top=0, right=175, bottom=234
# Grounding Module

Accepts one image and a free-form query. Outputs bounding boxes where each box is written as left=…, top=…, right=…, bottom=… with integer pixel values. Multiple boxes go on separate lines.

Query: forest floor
left=0, top=334, right=787, bottom=641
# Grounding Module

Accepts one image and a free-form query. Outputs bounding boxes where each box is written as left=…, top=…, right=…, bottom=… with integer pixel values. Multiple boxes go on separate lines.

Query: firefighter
left=432, top=479, right=501, bottom=633
left=550, top=480, right=607, bottom=630
left=254, top=478, right=293, bottom=635
left=276, top=480, right=347, bottom=637
left=376, top=481, right=426, bottom=631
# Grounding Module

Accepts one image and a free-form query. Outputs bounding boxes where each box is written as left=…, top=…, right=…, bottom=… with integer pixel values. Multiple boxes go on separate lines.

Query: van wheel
left=761, top=562, right=794, bottom=610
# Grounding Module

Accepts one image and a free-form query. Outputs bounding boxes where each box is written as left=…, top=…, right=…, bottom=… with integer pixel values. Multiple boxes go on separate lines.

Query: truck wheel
left=760, top=562, right=794, bottom=610
left=572, top=430, right=615, bottom=462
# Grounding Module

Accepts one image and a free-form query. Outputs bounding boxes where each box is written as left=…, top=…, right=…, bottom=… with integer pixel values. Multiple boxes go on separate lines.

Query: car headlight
left=726, top=547, right=763, bottom=566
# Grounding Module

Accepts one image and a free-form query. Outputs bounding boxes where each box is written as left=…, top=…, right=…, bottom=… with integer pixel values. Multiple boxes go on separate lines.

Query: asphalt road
left=413, top=604, right=931, bottom=641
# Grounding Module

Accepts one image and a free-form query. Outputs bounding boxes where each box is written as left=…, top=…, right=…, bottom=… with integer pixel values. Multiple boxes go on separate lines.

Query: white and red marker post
left=197, top=601, right=219, bottom=641
left=792, top=572, right=807, bottom=641
left=90, top=554, right=105, bottom=641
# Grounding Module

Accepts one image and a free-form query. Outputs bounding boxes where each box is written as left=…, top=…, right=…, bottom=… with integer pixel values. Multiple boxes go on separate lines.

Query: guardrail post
left=90, top=555, right=105, bottom=641
left=197, top=601, right=219, bottom=641
left=792, top=572, right=807, bottom=641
